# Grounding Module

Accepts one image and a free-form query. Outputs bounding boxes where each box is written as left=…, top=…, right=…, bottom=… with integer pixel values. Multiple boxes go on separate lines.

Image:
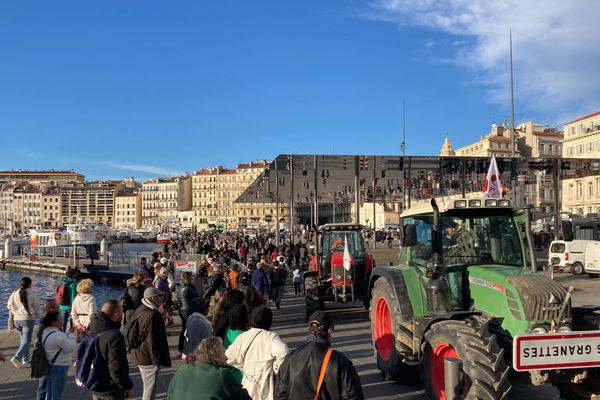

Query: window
left=588, top=182, right=594, bottom=196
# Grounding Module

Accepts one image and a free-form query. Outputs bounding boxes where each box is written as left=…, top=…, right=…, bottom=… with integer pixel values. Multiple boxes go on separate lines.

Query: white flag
left=343, top=235, right=352, bottom=271
left=482, top=155, right=503, bottom=198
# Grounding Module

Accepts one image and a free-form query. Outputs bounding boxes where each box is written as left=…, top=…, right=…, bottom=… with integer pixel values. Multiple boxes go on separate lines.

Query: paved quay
left=2, top=246, right=599, bottom=399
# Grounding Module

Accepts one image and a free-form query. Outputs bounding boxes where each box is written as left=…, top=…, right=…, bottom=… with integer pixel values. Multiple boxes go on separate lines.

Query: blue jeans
left=14, top=319, right=35, bottom=362
left=37, top=375, right=48, bottom=400
left=59, top=309, right=70, bottom=332
left=45, top=365, right=68, bottom=400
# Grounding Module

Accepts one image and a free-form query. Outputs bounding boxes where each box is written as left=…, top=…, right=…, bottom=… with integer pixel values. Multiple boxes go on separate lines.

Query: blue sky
left=1, top=1, right=599, bottom=181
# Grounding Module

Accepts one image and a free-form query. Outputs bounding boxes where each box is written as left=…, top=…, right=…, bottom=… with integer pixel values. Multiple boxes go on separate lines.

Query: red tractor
left=304, top=223, right=375, bottom=319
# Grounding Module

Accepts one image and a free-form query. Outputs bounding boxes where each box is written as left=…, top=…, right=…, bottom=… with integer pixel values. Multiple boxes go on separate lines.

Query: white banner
left=175, top=260, right=197, bottom=282
left=482, top=155, right=503, bottom=198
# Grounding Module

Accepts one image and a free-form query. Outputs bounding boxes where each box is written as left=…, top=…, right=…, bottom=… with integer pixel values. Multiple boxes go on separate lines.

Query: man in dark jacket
left=203, top=263, right=226, bottom=300
left=275, top=310, right=364, bottom=400
left=251, top=263, right=269, bottom=297
left=132, top=287, right=172, bottom=400
left=88, top=300, right=133, bottom=400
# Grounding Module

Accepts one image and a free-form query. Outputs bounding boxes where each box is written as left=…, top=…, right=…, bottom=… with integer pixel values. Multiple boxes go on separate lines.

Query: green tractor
left=369, top=197, right=600, bottom=399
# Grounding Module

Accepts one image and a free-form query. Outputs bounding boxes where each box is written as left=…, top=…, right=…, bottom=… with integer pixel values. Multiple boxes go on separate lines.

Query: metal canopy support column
left=313, top=155, right=319, bottom=230
left=372, top=156, right=376, bottom=249
left=289, top=155, right=294, bottom=239
left=553, top=158, right=560, bottom=238
left=354, top=156, right=360, bottom=224
left=275, top=159, right=280, bottom=247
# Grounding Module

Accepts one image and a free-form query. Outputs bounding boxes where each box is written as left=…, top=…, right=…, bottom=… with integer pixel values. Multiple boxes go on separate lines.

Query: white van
left=548, top=240, right=600, bottom=277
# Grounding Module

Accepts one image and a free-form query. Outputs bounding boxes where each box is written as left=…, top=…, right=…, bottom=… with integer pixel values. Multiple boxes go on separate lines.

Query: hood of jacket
left=77, top=293, right=95, bottom=305
left=88, top=310, right=120, bottom=334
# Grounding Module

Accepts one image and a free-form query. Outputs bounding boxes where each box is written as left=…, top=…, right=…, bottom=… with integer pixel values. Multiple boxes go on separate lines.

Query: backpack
left=75, top=330, right=114, bottom=390
left=55, top=282, right=70, bottom=306
left=120, top=312, right=143, bottom=351
left=31, top=331, right=62, bottom=379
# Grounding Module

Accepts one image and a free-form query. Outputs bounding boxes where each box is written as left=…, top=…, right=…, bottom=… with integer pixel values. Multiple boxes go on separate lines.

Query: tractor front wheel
left=370, top=278, right=419, bottom=382
left=422, top=320, right=511, bottom=400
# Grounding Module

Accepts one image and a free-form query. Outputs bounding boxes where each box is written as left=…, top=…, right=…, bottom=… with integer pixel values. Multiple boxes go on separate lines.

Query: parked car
left=548, top=239, right=600, bottom=277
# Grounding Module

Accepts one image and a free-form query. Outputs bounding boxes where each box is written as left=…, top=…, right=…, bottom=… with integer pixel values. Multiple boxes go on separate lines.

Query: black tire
left=422, top=320, right=511, bottom=400
left=370, top=278, right=419, bottom=382
left=588, top=273, right=599, bottom=279
left=556, top=374, right=600, bottom=400
left=571, top=262, right=584, bottom=275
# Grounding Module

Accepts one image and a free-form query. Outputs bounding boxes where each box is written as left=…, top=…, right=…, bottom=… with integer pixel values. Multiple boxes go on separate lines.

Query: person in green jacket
left=223, top=304, right=248, bottom=383
left=57, top=268, right=78, bottom=332
left=167, top=336, right=251, bottom=400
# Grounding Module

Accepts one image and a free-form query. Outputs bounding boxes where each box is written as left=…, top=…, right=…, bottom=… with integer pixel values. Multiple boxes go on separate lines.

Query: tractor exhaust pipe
left=427, top=198, right=451, bottom=314
left=524, top=206, right=537, bottom=273
left=431, top=198, right=444, bottom=275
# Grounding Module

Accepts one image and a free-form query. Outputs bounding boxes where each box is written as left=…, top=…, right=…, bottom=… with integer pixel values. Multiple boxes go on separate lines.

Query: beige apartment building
left=0, top=170, right=84, bottom=186
left=41, top=187, right=61, bottom=229
left=114, top=192, right=142, bottom=229
left=561, top=110, right=600, bottom=215
left=60, top=181, right=122, bottom=227
left=192, top=161, right=289, bottom=231
left=141, top=176, right=192, bottom=227
left=455, top=121, right=520, bottom=157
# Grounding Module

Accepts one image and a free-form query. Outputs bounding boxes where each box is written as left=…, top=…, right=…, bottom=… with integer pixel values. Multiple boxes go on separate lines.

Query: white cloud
left=102, top=162, right=184, bottom=178
left=366, top=0, right=600, bottom=124
left=424, top=38, right=435, bottom=48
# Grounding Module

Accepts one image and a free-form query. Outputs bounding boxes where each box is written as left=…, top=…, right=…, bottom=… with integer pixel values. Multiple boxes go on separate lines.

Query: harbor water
left=0, top=242, right=164, bottom=328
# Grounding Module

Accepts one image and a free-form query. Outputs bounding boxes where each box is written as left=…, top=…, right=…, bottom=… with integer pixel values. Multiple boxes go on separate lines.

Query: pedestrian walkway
left=0, top=282, right=560, bottom=400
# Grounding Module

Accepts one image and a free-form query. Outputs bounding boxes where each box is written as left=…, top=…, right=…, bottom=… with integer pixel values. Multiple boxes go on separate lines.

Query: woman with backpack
left=70, top=278, right=96, bottom=340
left=41, top=311, right=78, bottom=400
left=56, top=268, right=78, bottom=332
left=7, top=276, right=40, bottom=368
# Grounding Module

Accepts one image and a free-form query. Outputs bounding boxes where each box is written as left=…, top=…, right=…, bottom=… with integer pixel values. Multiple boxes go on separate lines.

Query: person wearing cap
left=226, top=306, right=288, bottom=400
left=183, top=297, right=212, bottom=359
left=131, top=287, right=172, bottom=400
left=275, top=310, right=364, bottom=400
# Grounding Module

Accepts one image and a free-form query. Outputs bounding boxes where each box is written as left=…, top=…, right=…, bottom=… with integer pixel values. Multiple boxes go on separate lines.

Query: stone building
left=114, top=192, right=142, bottom=229
left=561, top=109, right=600, bottom=215
left=141, top=176, right=192, bottom=227
left=60, top=181, right=122, bottom=227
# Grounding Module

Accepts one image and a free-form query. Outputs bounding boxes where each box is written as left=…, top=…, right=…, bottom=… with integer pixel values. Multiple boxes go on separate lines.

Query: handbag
left=314, top=347, right=333, bottom=400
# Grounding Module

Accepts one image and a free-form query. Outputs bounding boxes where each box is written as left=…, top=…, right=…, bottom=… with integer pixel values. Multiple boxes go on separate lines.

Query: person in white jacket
left=7, top=277, right=40, bottom=367
left=70, top=278, right=96, bottom=339
left=41, top=311, right=78, bottom=400
left=226, top=306, right=288, bottom=400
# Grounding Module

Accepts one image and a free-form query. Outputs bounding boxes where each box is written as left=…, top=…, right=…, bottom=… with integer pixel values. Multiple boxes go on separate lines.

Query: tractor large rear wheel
left=370, top=278, right=419, bottom=382
left=422, top=320, right=511, bottom=400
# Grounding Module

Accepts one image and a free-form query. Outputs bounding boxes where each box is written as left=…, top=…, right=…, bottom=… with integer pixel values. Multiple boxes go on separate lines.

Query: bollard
left=444, top=357, right=463, bottom=400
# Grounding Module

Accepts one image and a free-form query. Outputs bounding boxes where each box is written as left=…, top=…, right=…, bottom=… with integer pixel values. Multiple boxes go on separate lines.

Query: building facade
left=561, top=110, right=600, bottom=215
left=0, top=170, right=84, bottom=186
left=114, top=192, right=142, bottom=229
left=60, top=181, right=121, bottom=227
left=41, top=187, right=62, bottom=229
left=141, top=177, right=192, bottom=227
left=455, top=121, right=519, bottom=157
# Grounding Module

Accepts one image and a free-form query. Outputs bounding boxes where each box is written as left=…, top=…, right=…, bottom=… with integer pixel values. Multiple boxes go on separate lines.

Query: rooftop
left=564, top=110, right=600, bottom=125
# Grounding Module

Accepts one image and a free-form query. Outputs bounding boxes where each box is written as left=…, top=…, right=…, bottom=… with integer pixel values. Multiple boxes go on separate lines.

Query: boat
left=157, top=233, right=173, bottom=244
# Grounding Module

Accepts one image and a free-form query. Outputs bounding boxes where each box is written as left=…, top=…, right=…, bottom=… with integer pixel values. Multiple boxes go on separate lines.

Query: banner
left=482, top=155, right=502, bottom=198
left=175, top=260, right=197, bottom=282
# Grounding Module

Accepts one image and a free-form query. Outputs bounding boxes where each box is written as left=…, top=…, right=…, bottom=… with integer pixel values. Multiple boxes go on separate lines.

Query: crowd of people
left=4, top=231, right=365, bottom=400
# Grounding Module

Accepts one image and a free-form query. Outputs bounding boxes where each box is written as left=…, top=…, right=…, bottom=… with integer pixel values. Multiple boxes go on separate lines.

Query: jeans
left=45, top=365, right=69, bottom=400
left=59, top=309, right=70, bottom=332
left=294, top=282, right=301, bottom=295
left=37, top=375, right=48, bottom=400
left=13, top=319, right=35, bottom=362
left=139, top=365, right=160, bottom=400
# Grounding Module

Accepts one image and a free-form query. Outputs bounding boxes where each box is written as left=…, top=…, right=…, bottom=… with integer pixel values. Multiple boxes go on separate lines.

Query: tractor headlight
left=498, top=199, right=511, bottom=207
left=346, top=273, right=352, bottom=280
left=454, top=200, right=467, bottom=208
left=557, top=325, right=572, bottom=333
left=335, top=274, right=342, bottom=280
left=530, top=326, right=548, bottom=334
